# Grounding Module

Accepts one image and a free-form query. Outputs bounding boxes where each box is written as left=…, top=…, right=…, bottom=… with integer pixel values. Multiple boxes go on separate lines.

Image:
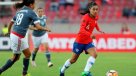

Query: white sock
left=61, top=59, right=71, bottom=73
left=84, top=56, right=96, bottom=72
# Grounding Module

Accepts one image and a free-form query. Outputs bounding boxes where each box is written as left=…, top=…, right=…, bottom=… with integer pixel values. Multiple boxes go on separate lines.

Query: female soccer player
left=31, top=8, right=53, bottom=67
left=0, top=0, right=50, bottom=76
left=60, top=2, right=104, bottom=76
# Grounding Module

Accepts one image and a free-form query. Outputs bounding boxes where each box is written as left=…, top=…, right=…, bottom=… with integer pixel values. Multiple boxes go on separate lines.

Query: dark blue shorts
left=73, top=42, right=95, bottom=55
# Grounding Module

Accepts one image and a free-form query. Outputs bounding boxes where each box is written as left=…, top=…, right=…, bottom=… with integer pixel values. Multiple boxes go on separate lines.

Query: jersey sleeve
left=29, top=11, right=40, bottom=24
left=11, top=16, right=16, bottom=22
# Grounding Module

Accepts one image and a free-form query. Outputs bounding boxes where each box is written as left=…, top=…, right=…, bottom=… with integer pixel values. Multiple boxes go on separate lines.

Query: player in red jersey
left=60, top=2, right=104, bottom=76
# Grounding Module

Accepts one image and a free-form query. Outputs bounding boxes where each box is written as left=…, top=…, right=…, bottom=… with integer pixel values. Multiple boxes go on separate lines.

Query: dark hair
left=37, top=7, right=43, bottom=10
left=14, top=0, right=35, bottom=9
left=80, top=2, right=98, bottom=15
left=14, top=2, right=23, bottom=10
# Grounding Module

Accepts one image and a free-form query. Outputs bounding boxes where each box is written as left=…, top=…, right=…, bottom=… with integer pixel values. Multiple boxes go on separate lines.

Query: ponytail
left=80, top=2, right=98, bottom=15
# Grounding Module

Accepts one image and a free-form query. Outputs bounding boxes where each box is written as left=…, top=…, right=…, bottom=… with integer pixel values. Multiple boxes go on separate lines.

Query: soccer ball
left=106, top=70, right=118, bottom=76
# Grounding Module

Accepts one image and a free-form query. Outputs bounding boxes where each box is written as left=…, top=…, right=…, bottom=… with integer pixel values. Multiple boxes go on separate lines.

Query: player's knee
left=92, top=53, right=98, bottom=58
left=12, top=55, right=20, bottom=62
left=27, top=53, right=31, bottom=58
left=25, top=53, right=31, bottom=58
left=95, top=53, right=98, bottom=58
left=12, top=58, right=19, bottom=62
left=70, top=59, right=77, bottom=64
left=89, top=49, right=98, bottom=58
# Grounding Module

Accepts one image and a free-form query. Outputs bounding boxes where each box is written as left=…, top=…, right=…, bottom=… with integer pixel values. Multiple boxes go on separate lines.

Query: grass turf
left=0, top=51, right=136, bottom=76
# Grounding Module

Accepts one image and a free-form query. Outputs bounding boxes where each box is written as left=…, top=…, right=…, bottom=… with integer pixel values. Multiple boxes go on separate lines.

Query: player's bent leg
left=31, top=34, right=41, bottom=66
left=60, top=53, right=80, bottom=76
left=83, top=47, right=97, bottom=76
left=69, top=53, right=80, bottom=64
left=43, top=43, right=53, bottom=67
left=87, top=47, right=97, bottom=58
left=22, top=48, right=31, bottom=76
left=32, top=48, right=39, bottom=61
left=0, top=54, right=20, bottom=75
left=31, top=48, right=39, bottom=67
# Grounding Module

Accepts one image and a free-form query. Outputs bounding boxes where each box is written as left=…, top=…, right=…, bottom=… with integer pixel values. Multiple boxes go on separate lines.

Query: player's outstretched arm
left=35, top=23, right=51, bottom=32
left=29, top=26, right=37, bottom=30
left=95, top=24, right=105, bottom=34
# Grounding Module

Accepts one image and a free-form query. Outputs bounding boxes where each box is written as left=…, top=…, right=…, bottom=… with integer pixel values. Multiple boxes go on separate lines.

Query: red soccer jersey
left=75, top=14, right=100, bottom=44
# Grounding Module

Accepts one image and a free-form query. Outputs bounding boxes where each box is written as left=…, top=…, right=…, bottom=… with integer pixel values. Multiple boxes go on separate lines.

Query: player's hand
left=47, top=29, right=51, bottom=32
left=99, top=31, right=105, bottom=34
left=43, top=28, right=51, bottom=32
left=45, top=28, right=51, bottom=32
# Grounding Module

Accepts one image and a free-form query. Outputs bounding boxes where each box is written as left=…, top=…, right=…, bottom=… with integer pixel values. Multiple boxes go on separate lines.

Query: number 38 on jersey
left=15, top=13, right=24, bottom=25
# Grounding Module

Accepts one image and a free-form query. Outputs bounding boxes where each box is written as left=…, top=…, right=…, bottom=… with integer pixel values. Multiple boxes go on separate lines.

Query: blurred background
left=0, top=0, right=136, bottom=34
left=0, top=0, right=136, bottom=52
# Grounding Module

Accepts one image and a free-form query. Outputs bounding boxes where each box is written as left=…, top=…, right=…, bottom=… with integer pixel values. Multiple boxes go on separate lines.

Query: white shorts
left=10, top=33, right=29, bottom=54
left=32, top=33, right=49, bottom=48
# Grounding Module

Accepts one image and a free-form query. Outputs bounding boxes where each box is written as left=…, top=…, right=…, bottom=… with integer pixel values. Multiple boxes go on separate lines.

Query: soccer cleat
left=82, top=71, right=92, bottom=76
left=59, top=68, right=64, bottom=76
left=48, top=62, right=53, bottom=67
left=31, top=61, right=37, bottom=67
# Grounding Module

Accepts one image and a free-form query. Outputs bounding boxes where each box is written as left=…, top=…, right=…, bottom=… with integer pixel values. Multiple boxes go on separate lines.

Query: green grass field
left=0, top=51, right=136, bottom=76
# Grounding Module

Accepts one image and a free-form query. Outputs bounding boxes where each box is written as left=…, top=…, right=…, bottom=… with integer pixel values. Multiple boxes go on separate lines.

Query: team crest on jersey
left=75, top=48, right=79, bottom=52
